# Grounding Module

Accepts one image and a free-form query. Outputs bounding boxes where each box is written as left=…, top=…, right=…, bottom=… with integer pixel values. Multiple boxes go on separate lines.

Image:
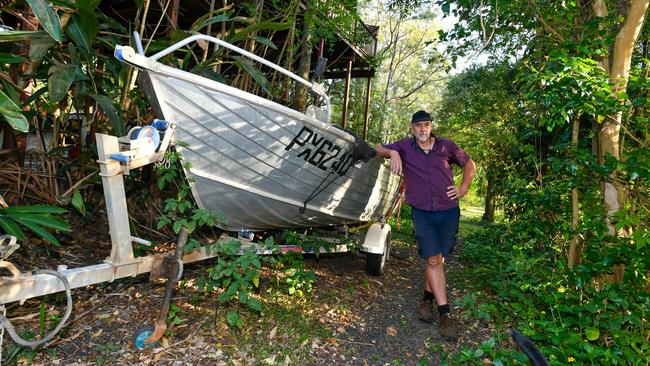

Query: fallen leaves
left=386, top=326, right=398, bottom=336
left=191, top=335, right=205, bottom=348
left=269, top=325, right=278, bottom=339
left=262, top=354, right=276, bottom=365
left=12, top=234, right=493, bottom=366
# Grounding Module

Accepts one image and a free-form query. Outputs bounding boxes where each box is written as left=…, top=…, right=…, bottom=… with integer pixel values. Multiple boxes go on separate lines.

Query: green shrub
left=457, top=222, right=650, bottom=365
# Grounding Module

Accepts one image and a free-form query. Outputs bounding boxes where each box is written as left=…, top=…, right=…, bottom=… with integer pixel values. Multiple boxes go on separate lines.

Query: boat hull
left=128, top=55, right=401, bottom=231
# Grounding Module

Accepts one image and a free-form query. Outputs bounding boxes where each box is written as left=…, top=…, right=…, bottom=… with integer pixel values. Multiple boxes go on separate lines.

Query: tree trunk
left=601, top=0, right=649, bottom=233
left=591, top=0, right=610, bottom=72
left=598, top=0, right=650, bottom=282
left=241, top=0, right=264, bottom=92
left=568, top=115, right=580, bottom=268
left=202, top=0, right=216, bottom=62
left=167, top=0, right=180, bottom=37
left=483, top=170, right=496, bottom=224
left=382, top=15, right=401, bottom=105
left=291, top=1, right=313, bottom=112
left=341, top=59, right=352, bottom=128
left=281, top=3, right=297, bottom=104
left=380, top=14, right=402, bottom=141
left=362, top=76, right=372, bottom=139
left=590, top=0, right=607, bottom=162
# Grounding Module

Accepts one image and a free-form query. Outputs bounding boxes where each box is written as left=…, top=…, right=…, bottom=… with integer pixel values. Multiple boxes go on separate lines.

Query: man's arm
left=447, top=159, right=475, bottom=200
left=375, top=144, right=403, bottom=175
left=374, top=144, right=393, bottom=158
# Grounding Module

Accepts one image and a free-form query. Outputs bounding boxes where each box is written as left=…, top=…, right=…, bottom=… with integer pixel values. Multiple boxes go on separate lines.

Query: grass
left=197, top=271, right=334, bottom=364
left=459, top=203, right=484, bottom=237
left=244, top=302, right=330, bottom=363
left=389, top=201, right=486, bottom=251
left=387, top=203, right=415, bottom=251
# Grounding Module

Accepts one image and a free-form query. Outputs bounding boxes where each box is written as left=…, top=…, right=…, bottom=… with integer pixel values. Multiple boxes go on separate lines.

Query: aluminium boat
left=115, top=34, right=402, bottom=232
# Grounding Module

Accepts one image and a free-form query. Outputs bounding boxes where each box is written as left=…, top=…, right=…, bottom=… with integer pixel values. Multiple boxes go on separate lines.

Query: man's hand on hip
left=447, top=185, right=467, bottom=200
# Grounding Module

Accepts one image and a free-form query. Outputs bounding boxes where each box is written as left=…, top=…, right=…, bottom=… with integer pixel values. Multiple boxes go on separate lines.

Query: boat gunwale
left=117, top=45, right=356, bottom=144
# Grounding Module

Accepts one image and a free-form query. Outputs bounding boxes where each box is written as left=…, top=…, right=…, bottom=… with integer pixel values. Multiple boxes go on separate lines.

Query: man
left=375, top=110, right=475, bottom=340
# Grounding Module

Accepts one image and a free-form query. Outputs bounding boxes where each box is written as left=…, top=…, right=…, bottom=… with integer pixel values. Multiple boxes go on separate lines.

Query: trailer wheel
left=366, top=230, right=391, bottom=276
left=134, top=325, right=157, bottom=350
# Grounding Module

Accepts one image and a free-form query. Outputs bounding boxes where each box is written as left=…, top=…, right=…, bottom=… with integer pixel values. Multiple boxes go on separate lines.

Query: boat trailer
left=0, top=121, right=393, bottom=357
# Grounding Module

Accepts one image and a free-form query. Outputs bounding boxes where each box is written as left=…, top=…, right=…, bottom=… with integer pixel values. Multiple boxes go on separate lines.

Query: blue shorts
left=412, top=206, right=460, bottom=259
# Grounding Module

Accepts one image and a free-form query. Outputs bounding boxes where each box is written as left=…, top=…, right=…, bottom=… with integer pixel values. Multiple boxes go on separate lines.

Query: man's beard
left=416, top=134, right=429, bottom=143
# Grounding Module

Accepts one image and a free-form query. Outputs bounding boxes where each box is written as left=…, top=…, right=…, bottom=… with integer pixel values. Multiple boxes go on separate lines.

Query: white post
left=96, top=133, right=135, bottom=265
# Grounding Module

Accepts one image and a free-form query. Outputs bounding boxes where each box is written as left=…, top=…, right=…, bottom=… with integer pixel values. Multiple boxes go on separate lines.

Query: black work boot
left=439, top=313, right=457, bottom=341
left=418, top=300, right=435, bottom=323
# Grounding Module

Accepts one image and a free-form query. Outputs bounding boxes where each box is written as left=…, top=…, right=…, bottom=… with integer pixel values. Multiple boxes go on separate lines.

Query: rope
left=300, top=135, right=377, bottom=215
left=0, top=270, right=73, bottom=348
left=300, top=170, right=337, bottom=214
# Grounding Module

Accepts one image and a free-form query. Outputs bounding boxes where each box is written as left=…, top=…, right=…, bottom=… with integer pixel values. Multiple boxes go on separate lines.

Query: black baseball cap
left=411, top=110, right=432, bottom=123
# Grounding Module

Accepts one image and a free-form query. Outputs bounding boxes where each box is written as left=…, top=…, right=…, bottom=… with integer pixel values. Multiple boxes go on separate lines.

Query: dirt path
left=2, top=226, right=492, bottom=366
left=307, top=244, right=489, bottom=366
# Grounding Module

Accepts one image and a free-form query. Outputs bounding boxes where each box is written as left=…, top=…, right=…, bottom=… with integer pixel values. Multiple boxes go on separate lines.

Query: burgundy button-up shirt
left=383, top=135, right=470, bottom=212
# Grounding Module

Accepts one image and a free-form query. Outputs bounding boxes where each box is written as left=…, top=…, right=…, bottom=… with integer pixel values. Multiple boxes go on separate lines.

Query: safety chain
left=0, top=270, right=73, bottom=348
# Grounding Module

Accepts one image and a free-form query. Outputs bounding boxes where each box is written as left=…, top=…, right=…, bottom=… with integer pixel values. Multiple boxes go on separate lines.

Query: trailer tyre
left=366, top=231, right=391, bottom=276
left=134, top=326, right=157, bottom=350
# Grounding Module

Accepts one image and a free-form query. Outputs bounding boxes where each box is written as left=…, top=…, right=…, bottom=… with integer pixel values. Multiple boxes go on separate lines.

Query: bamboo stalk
left=203, top=0, right=216, bottom=62
left=60, top=172, right=98, bottom=198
